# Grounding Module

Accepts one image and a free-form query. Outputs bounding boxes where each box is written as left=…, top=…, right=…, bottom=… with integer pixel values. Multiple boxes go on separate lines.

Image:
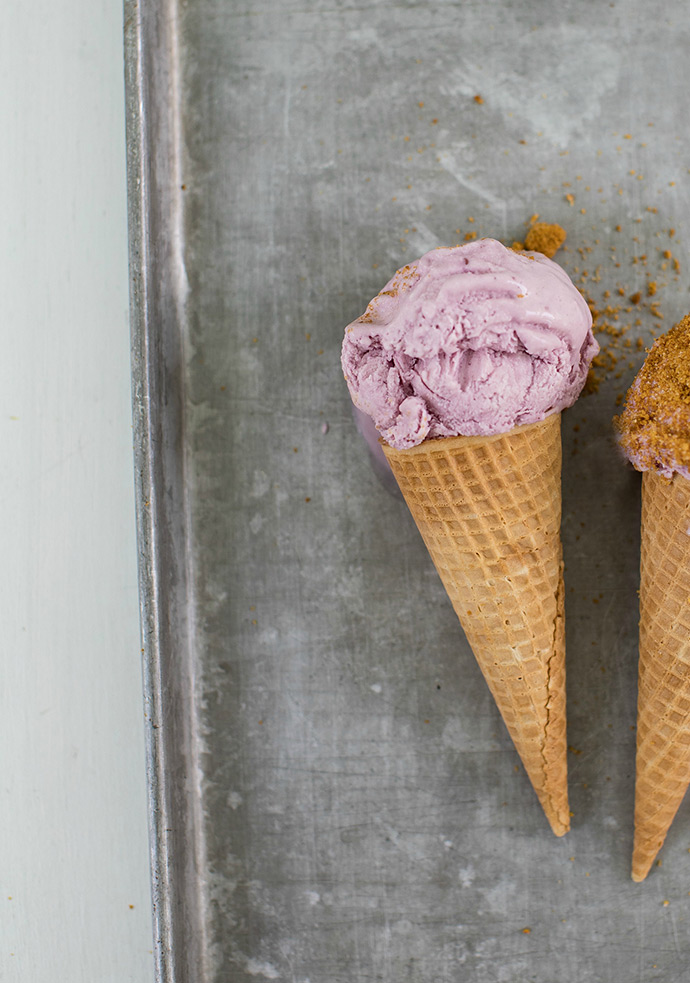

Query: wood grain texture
left=0, top=2, right=153, bottom=980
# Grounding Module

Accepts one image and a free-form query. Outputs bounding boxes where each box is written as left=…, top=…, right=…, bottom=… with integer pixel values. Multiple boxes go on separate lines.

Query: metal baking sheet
left=124, top=1, right=690, bottom=980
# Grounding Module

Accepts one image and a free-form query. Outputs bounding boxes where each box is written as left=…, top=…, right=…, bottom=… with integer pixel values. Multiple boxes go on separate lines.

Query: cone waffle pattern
left=633, top=471, right=690, bottom=881
left=382, top=413, right=569, bottom=835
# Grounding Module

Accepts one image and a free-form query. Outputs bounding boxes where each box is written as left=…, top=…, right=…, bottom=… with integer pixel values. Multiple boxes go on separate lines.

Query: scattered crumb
left=524, top=222, right=567, bottom=258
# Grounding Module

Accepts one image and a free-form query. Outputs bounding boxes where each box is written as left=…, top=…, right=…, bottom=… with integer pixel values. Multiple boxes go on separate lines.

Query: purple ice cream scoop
left=342, top=239, right=597, bottom=450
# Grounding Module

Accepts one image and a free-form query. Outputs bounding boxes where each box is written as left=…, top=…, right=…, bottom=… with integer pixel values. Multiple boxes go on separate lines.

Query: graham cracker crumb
left=616, top=313, right=690, bottom=474
left=524, top=222, right=567, bottom=259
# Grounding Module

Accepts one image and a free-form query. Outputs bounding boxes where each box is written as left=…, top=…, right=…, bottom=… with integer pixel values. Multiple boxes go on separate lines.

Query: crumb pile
left=523, top=222, right=567, bottom=259
left=616, top=313, right=690, bottom=479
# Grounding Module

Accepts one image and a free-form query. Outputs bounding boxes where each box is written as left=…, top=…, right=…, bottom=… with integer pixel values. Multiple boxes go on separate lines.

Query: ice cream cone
left=632, top=470, right=690, bottom=881
left=381, top=411, right=569, bottom=836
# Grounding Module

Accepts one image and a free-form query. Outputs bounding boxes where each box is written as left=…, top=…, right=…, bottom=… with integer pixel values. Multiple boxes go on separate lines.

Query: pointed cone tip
left=631, top=850, right=653, bottom=882
left=550, top=818, right=569, bottom=837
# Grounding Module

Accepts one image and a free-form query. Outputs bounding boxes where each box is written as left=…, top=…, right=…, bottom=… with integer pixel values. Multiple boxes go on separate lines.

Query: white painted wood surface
left=1, top=2, right=153, bottom=980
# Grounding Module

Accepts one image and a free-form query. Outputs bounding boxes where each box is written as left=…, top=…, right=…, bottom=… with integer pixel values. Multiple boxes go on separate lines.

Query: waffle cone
left=632, top=471, right=690, bottom=881
left=382, top=412, right=569, bottom=836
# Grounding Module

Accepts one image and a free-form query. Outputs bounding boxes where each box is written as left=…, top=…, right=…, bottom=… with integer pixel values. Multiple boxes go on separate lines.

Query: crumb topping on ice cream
left=617, top=312, right=690, bottom=480
left=341, top=238, right=597, bottom=449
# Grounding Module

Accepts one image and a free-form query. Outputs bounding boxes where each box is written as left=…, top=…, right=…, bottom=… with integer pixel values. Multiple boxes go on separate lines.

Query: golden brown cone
left=381, top=412, right=569, bottom=836
left=632, top=471, right=690, bottom=881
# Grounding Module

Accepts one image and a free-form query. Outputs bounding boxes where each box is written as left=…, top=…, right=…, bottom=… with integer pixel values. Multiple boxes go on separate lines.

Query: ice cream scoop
left=617, top=312, right=690, bottom=480
left=342, top=238, right=597, bottom=449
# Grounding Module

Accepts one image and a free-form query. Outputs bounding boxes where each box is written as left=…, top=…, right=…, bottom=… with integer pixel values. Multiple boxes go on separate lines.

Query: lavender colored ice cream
left=342, top=238, right=598, bottom=449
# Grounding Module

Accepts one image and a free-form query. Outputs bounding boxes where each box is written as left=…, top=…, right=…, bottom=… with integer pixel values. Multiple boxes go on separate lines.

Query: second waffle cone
left=382, top=412, right=569, bottom=836
left=632, top=470, right=690, bottom=881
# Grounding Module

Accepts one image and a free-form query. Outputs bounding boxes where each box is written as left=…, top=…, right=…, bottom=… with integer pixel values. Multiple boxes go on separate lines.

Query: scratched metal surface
left=126, top=1, right=690, bottom=980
